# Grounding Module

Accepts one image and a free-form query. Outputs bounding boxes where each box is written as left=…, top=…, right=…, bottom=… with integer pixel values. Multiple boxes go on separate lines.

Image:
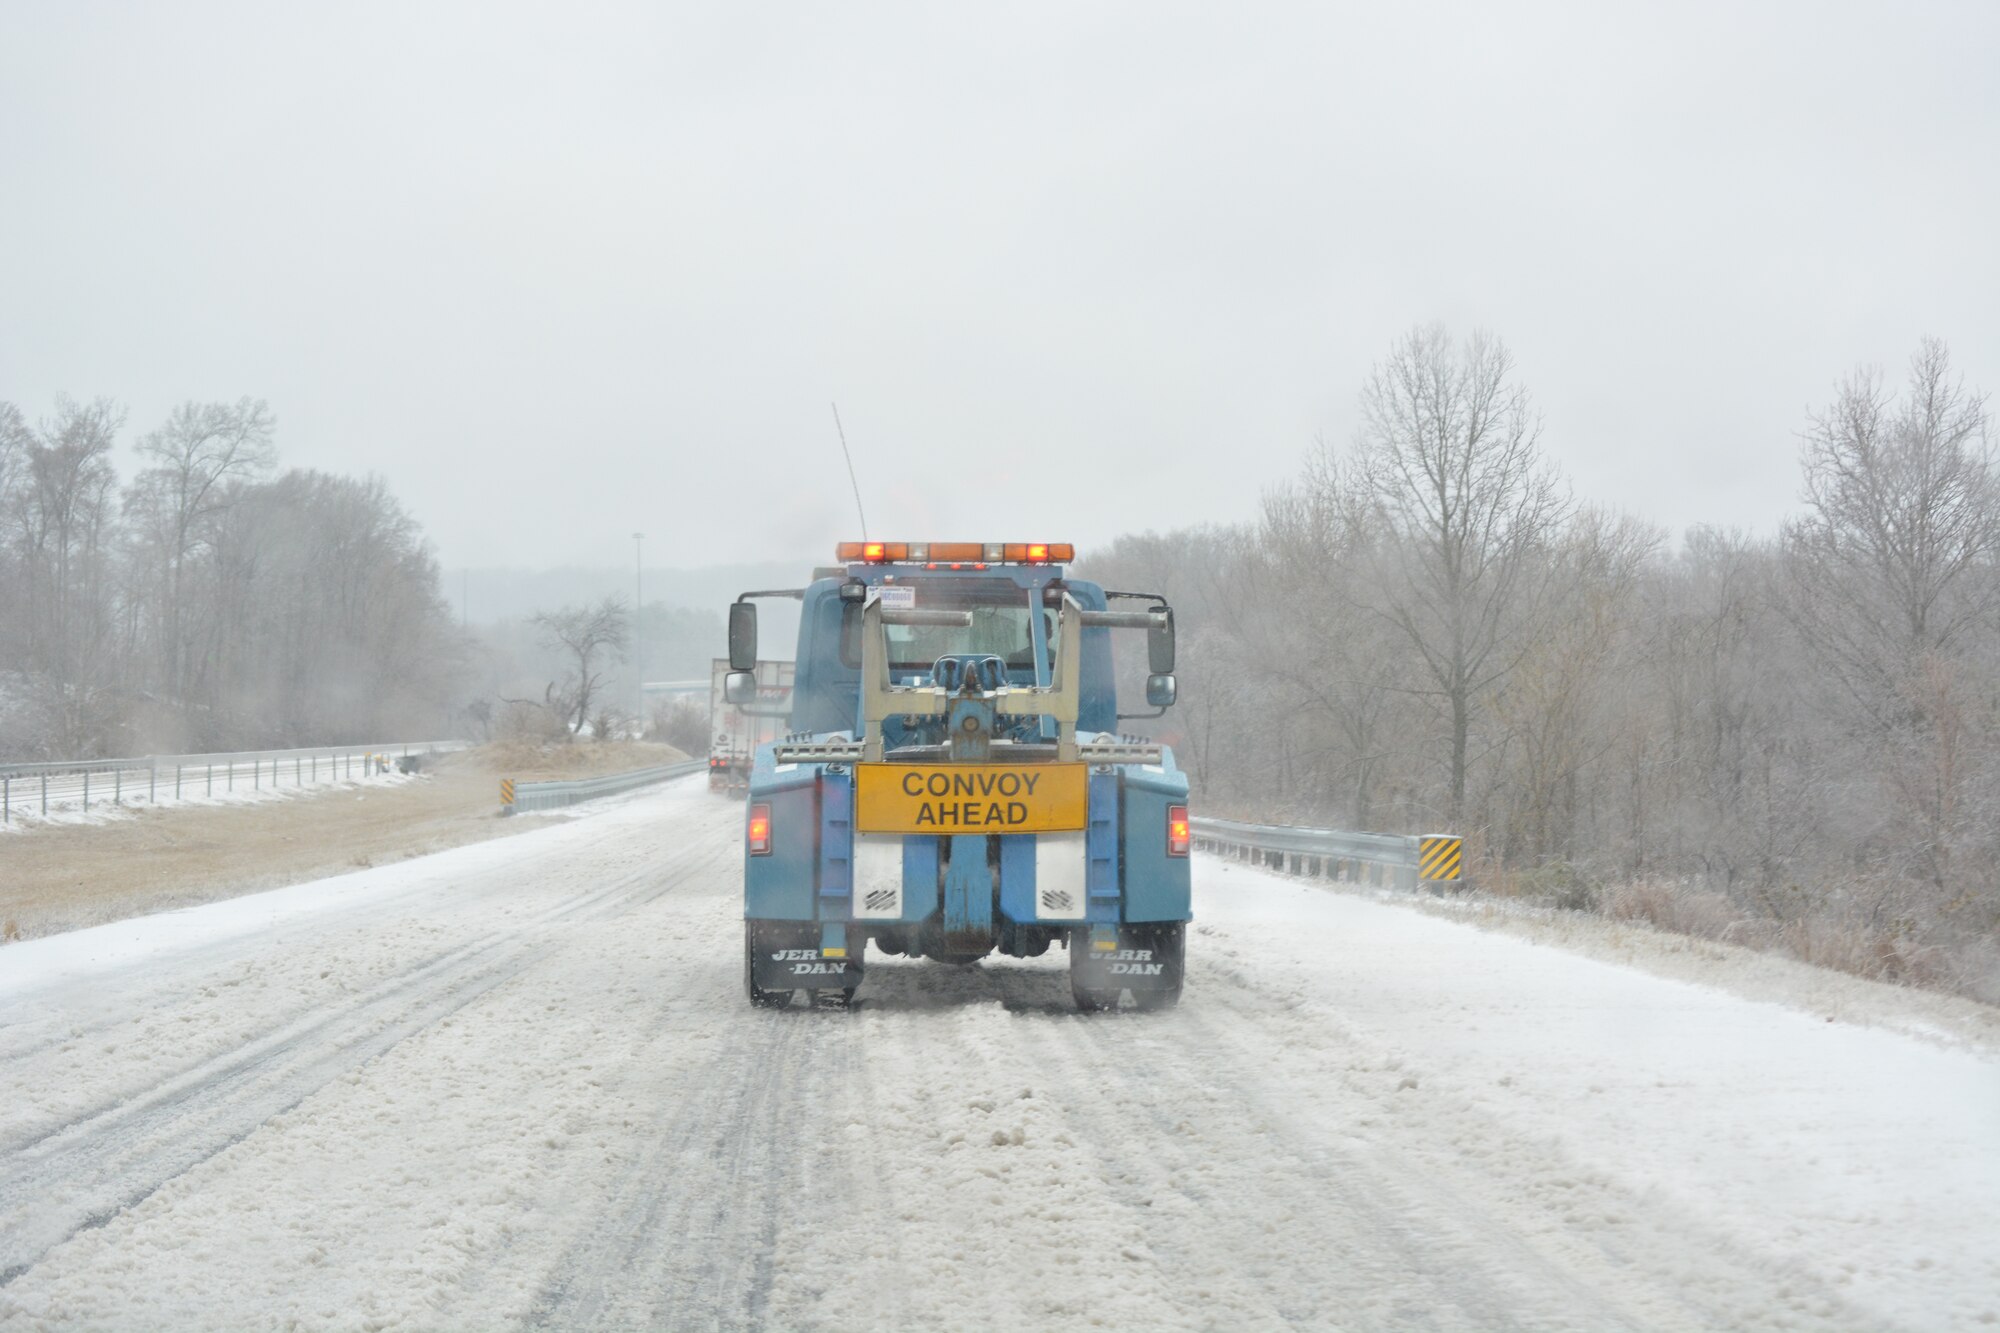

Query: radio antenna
left=831, top=401, right=868, bottom=541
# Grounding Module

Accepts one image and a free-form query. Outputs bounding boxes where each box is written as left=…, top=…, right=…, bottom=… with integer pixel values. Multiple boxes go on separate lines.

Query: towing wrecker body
left=727, top=541, right=1190, bottom=1011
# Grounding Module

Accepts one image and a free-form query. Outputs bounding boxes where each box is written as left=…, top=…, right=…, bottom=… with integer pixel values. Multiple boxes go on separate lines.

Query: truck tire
left=1129, top=923, right=1186, bottom=1012
left=744, top=922, right=793, bottom=1009
left=1070, top=976, right=1120, bottom=1012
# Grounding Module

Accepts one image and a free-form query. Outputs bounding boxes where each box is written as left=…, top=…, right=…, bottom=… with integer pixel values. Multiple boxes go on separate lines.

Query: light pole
left=632, top=532, right=645, bottom=725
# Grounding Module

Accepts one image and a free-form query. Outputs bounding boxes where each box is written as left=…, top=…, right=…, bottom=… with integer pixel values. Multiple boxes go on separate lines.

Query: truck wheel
left=1070, top=977, right=1120, bottom=1012
left=744, top=922, right=793, bottom=1009
left=1130, top=923, right=1186, bottom=1012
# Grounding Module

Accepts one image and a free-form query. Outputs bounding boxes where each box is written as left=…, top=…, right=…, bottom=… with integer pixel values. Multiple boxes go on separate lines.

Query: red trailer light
left=1166, top=805, right=1190, bottom=857
left=748, top=804, right=772, bottom=855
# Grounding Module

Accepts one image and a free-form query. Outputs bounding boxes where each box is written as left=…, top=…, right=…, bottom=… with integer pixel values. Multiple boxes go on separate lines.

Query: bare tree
left=1255, top=461, right=1403, bottom=825
left=523, top=598, right=629, bottom=736
left=462, top=697, right=494, bottom=742
left=1783, top=339, right=1998, bottom=919
left=0, top=403, right=32, bottom=664
left=1348, top=325, right=1572, bottom=822
left=1493, top=509, right=1659, bottom=862
left=125, top=398, right=277, bottom=699
left=0, top=402, right=27, bottom=501
left=0, top=392, right=126, bottom=748
left=1784, top=337, right=1996, bottom=712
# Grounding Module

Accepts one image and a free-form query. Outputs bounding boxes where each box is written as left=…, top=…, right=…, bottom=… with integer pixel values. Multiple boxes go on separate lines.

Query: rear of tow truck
left=725, top=542, right=1190, bottom=1012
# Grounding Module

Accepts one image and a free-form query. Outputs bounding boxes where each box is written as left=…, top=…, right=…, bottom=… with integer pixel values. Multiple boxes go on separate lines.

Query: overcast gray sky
left=4, top=1, right=1995, bottom=572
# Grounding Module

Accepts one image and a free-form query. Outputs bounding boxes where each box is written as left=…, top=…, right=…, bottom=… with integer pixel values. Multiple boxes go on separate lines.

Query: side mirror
left=728, top=602, right=757, bottom=672
left=1148, top=607, right=1176, bottom=674
left=723, top=670, right=758, bottom=705
left=1145, top=673, right=1177, bottom=709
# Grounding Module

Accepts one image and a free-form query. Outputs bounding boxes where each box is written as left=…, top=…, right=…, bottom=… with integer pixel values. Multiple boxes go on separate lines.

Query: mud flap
left=752, top=947, right=865, bottom=991
left=1069, top=932, right=1180, bottom=994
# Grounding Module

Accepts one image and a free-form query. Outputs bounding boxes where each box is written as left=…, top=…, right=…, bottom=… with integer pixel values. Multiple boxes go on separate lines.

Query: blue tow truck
left=724, top=540, right=1191, bottom=1011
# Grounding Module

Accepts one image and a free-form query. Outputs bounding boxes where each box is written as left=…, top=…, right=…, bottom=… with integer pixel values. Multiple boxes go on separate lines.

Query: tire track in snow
left=523, top=1003, right=824, bottom=1329
left=0, top=827, right=731, bottom=1288
left=0, top=819, right=653, bottom=1071
left=1169, top=918, right=1876, bottom=1331
left=1047, top=1001, right=1629, bottom=1331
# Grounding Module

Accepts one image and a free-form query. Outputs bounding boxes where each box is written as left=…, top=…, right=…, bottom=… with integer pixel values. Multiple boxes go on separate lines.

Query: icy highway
left=3, top=781, right=1997, bottom=1331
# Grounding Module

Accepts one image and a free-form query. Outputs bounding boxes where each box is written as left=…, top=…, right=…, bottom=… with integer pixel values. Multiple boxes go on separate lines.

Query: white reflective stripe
left=853, top=833, right=904, bottom=918
left=1033, top=830, right=1088, bottom=920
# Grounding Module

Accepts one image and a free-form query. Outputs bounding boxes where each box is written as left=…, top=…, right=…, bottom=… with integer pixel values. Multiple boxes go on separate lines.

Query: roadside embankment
left=0, top=741, right=690, bottom=942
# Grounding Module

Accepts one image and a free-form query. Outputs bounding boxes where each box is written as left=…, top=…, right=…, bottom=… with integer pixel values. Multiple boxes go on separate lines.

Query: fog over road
left=2, top=780, right=1995, bottom=1330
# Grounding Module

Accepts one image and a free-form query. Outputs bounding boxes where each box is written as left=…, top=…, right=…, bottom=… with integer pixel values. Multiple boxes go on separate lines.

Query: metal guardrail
left=0, top=741, right=467, bottom=824
left=501, top=760, right=705, bottom=814
left=1191, top=816, right=1462, bottom=891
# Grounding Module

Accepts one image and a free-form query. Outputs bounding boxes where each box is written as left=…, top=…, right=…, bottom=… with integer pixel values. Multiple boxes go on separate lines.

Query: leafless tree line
left=1087, top=329, right=1998, bottom=998
left=0, top=395, right=466, bottom=757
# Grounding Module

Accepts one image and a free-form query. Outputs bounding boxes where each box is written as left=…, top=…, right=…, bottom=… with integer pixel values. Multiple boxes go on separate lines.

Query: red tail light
left=748, top=804, right=772, bottom=855
left=1166, top=804, right=1190, bottom=857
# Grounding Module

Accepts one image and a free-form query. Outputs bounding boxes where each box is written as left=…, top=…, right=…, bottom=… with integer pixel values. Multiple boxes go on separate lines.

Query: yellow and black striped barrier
left=1418, top=835, right=1462, bottom=882
left=500, top=778, right=516, bottom=809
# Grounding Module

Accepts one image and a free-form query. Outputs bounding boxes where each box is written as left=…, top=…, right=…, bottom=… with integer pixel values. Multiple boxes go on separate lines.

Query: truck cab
left=727, top=541, right=1191, bottom=1011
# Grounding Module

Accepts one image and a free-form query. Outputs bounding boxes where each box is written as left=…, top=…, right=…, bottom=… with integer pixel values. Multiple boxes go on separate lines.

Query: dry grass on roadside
left=1601, top=881, right=1757, bottom=946
left=1595, top=877, right=1997, bottom=1004
left=0, top=740, right=697, bottom=942
left=474, top=739, right=688, bottom=780
left=1362, top=845, right=2000, bottom=1007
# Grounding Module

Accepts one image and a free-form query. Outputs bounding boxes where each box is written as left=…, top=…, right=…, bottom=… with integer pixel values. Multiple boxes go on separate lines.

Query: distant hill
left=448, top=562, right=806, bottom=627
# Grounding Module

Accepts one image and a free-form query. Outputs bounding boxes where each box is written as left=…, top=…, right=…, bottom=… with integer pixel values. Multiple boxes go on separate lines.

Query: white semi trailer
left=707, top=658, right=793, bottom=792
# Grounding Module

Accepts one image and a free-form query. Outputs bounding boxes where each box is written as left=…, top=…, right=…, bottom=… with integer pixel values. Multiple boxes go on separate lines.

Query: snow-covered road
left=3, top=779, right=1997, bottom=1330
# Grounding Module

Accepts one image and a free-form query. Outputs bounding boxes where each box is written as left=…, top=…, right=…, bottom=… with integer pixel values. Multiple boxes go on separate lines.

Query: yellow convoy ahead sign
left=856, top=763, right=1087, bottom=835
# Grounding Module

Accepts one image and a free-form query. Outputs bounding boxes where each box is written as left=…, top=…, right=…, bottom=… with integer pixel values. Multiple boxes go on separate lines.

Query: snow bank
left=1200, top=858, right=2000, bottom=1329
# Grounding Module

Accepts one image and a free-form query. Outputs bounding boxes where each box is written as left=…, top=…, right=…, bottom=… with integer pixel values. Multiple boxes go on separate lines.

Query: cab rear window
left=839, top=588, right=1059, bottom=672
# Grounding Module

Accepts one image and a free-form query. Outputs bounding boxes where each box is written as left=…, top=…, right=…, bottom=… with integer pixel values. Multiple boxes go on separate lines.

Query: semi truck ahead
left=707, top=658, right=794, bottom=791
left=725, top=541, right=1190, bottom=1011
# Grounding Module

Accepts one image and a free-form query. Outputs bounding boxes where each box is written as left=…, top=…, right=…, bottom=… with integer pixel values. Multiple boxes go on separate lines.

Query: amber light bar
left=836, top=541, right=1074, bottom=564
